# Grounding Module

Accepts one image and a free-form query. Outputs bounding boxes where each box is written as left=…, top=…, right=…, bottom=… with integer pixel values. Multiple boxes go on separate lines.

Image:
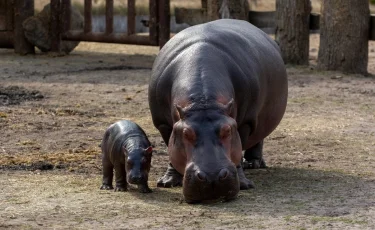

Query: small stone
left=331, top=75, right=343, bottom=80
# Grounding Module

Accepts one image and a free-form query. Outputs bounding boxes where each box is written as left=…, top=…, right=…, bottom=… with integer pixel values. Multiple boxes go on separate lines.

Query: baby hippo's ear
left=144, top=146, right=153, bottom=155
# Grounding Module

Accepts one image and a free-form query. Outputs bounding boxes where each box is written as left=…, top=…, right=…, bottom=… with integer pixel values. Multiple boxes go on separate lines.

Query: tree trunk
left=207, top=0, right=249, bottom=21
left=318, top=0, right=369, bottom=74
left=275, top=0, right=311, bottom=65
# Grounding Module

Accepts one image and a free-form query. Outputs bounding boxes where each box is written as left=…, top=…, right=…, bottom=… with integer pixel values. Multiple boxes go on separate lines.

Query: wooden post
left=127, top=0, right=136, bottom=35
left=50, top=0, right=61, bottom=52
left=105, top=0, right=114, bottom=34
left=149, top=0, right=158, bottom=45
left=61, top=0, right=71, bottom=34
left=202, top=0, right=208, bottom=9
left=14, top=0, right=35, bottom=54
left=158, top=0, right=170, bottom=49
left=275, top=0, right=311, bottom=65
left=207, top=0, right=219, bottom=21
left=84, top=0, right=92, bottom=33
left=6, top=0, right=14, bottom=31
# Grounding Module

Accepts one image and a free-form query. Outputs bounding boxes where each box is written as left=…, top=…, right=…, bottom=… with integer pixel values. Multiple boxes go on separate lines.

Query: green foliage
left=371, top=0, right=375, bottom=5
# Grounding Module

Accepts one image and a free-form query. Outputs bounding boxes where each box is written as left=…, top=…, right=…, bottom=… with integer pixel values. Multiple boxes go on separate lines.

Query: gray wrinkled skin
left=100, top=120, right=153, bottom=193
left=149, top=19, right=288, bottom=202
left=22, top=4, right=83, bottom=54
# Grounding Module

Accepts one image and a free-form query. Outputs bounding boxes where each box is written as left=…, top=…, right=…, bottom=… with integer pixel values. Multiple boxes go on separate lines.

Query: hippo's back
left=149, top=19, right=287, bottom=144
left=151, top=19, right=282, bottom=82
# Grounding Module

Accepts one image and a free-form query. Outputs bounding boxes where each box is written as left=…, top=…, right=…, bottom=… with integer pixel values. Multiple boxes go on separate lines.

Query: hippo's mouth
left=184, top=189, right=239, bottom=204
left=182, top=168, right=240, bottom=204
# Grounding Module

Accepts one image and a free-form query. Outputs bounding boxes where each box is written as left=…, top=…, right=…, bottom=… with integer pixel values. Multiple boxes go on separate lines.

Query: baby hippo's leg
left=114, top=163, right=128, bottom=192
left=138, top=182, right=152, bottom=193
left=100, top=155, right=114, bottom=190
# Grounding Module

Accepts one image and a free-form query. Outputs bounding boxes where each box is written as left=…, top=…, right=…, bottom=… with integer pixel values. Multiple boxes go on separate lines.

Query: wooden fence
left=0, top=0, right=170, bottom=54
left=2, top=1, right=375, bottom=55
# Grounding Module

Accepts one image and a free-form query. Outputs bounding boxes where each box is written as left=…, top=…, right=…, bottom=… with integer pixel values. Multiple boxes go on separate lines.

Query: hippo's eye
left=127, top=160, right=133, bottom=167
left=220, top=125, right=231, bottom=139
left=183, top=128, right=196, bottom=143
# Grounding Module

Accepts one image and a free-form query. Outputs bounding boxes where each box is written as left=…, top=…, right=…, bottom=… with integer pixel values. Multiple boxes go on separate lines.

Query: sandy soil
left=0, top=34, right=375, bottom=229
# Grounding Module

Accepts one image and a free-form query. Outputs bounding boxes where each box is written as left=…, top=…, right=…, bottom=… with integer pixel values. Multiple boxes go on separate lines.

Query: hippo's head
left=169, top=99, right=242, bottom=203
left=125, top=146, right=153, bottom=185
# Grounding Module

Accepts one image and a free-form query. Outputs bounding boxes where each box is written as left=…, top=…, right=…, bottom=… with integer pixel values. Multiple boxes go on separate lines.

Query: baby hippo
left=100, top=120, right=153, bottom=193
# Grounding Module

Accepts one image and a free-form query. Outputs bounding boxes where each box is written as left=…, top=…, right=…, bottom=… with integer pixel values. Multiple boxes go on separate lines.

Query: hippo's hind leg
left=100, top=154, right=114, bottom=190
left=157, top=124, right=183, bottom=188
left=114, top=163, right=128, bottom=192
left=243, top=140, right=267, bottom=169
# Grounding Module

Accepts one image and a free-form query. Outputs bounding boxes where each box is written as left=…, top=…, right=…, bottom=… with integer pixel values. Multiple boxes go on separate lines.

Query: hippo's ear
left=224, top=98, right=235, bottom=118
left=144, top=146, right=153, bottom=155
left=175, top=104, right=185, bottom=120
left=122, top=145, right=128, bottom=156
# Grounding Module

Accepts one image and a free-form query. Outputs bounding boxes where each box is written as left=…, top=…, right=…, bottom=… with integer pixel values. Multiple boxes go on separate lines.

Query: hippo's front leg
left=157, top=163, right=183, bottom=188
left=157, top=124, right=183, bottom=188
left=138, top=183, right=152, bottom=193
left=114, top=163, right=128, bottom=192
left=100, top=153, right=114, bottom=190
left=237, top=165, right=255, bottom=189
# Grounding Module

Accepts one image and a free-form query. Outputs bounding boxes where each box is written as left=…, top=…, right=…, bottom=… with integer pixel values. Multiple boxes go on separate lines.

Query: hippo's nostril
left=195, top=171, right=207, bottom=182
left=219, top=168, right=229, bottom=181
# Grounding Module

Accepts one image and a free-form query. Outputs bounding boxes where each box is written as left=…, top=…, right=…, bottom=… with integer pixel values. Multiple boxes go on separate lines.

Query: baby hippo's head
left=125, top=146, right=153, bottom=185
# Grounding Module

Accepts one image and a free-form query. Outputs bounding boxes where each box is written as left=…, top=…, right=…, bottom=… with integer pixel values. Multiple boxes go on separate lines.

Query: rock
left=22, top=4, right=84, bottom=54
left=331, top=75, right=343, bottom=80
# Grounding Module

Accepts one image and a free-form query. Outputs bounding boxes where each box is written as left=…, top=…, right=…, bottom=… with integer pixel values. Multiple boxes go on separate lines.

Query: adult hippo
left=148, top=19, right=288, bottom=203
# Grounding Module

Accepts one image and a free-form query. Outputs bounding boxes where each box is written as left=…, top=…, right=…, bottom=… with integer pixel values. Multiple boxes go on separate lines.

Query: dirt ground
left=0, top=34, right=375, bottom=229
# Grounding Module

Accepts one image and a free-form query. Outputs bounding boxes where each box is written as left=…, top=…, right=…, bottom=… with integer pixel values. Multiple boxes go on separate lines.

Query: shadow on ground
left=118, top=166, right=374, bottom=220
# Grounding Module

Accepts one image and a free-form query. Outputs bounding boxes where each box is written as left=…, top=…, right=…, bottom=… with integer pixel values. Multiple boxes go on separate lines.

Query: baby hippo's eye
left=142, top=156, right=151, bottom=165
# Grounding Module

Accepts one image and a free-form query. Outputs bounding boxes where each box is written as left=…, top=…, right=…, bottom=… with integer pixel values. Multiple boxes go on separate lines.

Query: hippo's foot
left=243, top=140, right=267, bottom=169
left=114, top=185, right=128, bottom=192
left=237, top=165, right=255, bottom=190
left=157, top=163, right=183, bottom=188
left=243, top=158, right=267, bottom=169
left=138, top=184, right=152, bottom=193
left=100, top=184, right=114, bottom=190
